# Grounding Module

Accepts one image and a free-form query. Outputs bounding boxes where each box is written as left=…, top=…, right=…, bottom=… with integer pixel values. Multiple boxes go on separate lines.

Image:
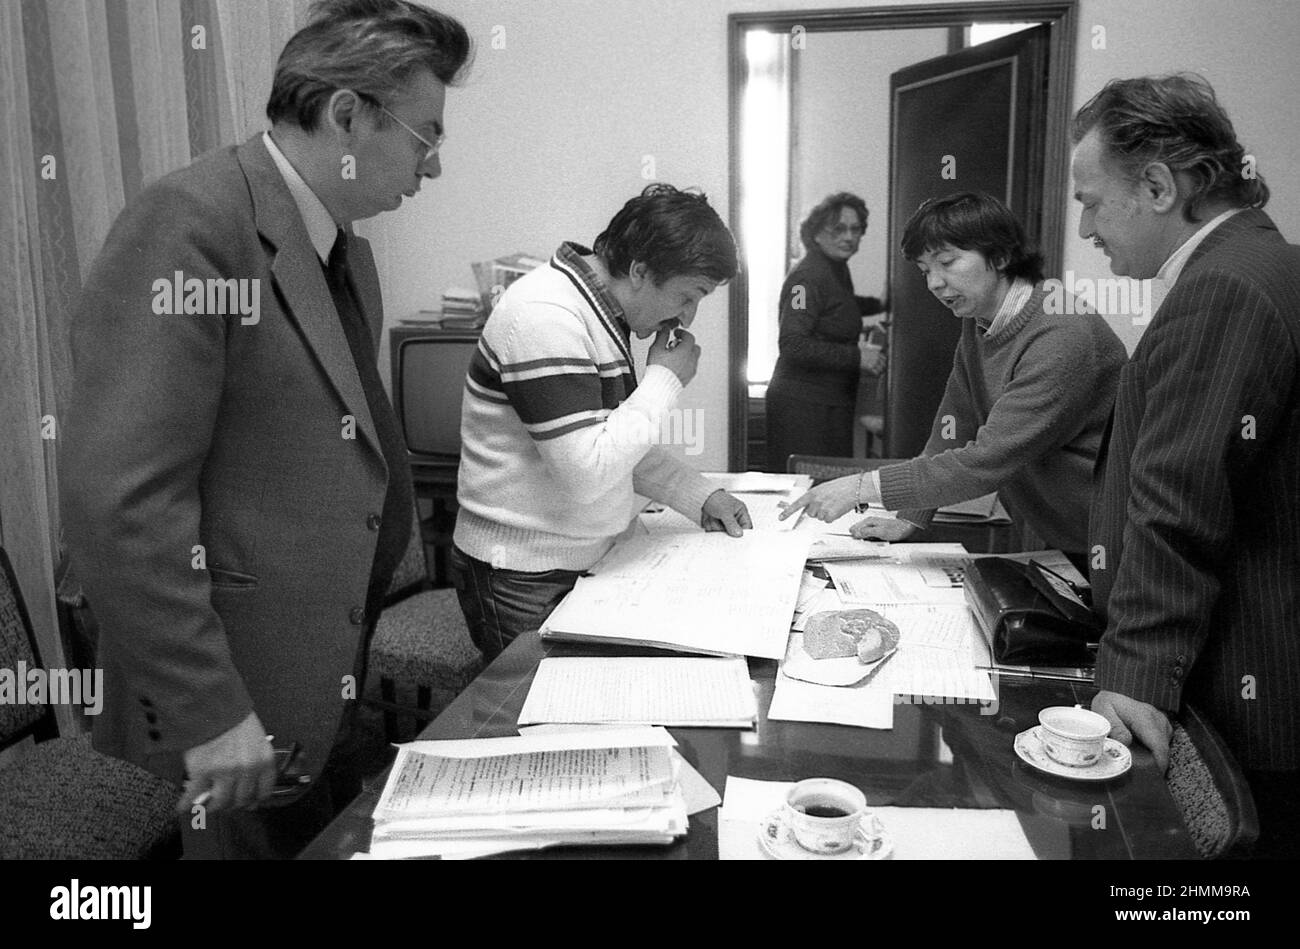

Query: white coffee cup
left=784, top=778, right=869, bottom=854
left=1038, top=706, right=1111, bottom=767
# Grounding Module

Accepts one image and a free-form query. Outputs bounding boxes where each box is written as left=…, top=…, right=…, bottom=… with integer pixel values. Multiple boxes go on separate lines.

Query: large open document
left=541, top=531, right=812, bottom=659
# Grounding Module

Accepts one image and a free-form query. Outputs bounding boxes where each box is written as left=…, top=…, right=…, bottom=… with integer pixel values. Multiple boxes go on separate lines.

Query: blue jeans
left=449, top=545, right=583, bottom=663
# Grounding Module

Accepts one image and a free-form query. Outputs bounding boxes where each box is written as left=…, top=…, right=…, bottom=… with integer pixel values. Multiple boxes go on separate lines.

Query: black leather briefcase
left=963, top=558, right=1103, bottom=666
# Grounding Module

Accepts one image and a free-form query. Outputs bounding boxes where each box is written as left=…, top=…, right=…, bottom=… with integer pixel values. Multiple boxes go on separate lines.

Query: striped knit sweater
left=454, top=243, right=716, bottom=571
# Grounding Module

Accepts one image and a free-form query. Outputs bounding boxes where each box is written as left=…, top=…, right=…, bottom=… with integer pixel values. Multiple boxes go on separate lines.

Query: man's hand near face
left=647, top=325, right=700, bottom=386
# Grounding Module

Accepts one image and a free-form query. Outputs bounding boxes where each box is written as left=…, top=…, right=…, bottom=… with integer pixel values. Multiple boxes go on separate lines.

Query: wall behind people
left=794, top=28, right=946, bottom=297
left=365, top=0, right=1300, bottom=470
left=1067, top=0, right=1300, bottom=353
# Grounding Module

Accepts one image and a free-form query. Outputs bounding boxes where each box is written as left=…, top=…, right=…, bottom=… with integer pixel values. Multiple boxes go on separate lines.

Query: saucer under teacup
left=758, top=808, right=894, bottom=860
left=1014, top=726, right=1131, bottom=782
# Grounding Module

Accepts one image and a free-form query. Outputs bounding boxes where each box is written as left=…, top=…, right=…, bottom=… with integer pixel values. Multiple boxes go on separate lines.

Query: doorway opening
left=727, top=2, right=1078, bottom=470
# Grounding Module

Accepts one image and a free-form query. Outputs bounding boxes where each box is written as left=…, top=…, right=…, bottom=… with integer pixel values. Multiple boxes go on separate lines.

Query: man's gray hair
left=267, top=0, right=472, bottom=131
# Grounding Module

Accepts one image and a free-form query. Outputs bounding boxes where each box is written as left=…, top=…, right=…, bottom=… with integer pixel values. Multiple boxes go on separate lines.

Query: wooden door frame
left=727, top=1, right=1078, bottom=471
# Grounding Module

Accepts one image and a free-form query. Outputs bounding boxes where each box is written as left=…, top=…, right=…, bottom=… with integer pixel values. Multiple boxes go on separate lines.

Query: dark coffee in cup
left=801, top=804, right=850, bottom=818
left=784, top=779, right=869, bottom=854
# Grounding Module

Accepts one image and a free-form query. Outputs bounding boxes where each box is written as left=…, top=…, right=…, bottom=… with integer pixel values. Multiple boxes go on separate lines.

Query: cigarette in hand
left=666, top=327, right=682, bottom=350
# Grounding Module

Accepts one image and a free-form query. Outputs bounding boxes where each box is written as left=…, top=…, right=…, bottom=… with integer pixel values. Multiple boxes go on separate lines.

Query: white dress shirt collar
left=262, top=131, right=338, bottom=263
left=1156, top=207, right=1243, bottom=287
left=981, top=277, right=1034, bottom=338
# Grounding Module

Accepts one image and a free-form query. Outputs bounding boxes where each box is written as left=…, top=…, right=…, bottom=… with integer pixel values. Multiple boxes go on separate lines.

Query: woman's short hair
left=594, top=184, right=738, bottom=284
left=799, top=192, right=869, bottom=251
left=900, top=191, right=1045, bottom=284
left=1072, top=74, right=1269, bottom=222
left=266, top=0, right=472, bottom=131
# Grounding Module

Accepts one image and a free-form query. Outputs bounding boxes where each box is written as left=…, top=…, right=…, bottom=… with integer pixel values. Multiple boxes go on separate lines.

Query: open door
left=884, top=25, right=1051, bottom=457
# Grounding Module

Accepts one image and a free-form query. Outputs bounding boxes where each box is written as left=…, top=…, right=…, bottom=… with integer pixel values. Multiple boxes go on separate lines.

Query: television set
left=389, top=325, right=482, bottom=469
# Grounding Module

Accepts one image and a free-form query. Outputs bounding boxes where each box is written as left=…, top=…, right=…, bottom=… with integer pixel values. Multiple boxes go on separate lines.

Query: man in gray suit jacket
left=1074, top=75, right=1299, bottom=858
left=61, top=0, right=470, bottom=858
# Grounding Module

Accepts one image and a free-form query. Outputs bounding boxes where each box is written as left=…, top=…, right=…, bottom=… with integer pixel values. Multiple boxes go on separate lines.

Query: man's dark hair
left=267, top=0, right=472, bottom=132
left=799, top=192, right=869, bottom=252
left=1072, top=74, right=1268, bottom=223
left=594, top=184, right=738, bottom=284
left=900, top=191, right=1045, bottom=284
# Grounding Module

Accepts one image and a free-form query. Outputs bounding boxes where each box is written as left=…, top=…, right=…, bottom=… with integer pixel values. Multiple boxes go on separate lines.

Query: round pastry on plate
left=803, top=609, right=901, bottom=664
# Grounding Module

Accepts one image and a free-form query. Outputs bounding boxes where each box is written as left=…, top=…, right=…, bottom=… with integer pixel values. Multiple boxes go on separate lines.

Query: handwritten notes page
left=542, top=532, right=812, bottom=659
left=856, top=604, right=995, bottom=702
left=517, top=656, right=757, bottom=727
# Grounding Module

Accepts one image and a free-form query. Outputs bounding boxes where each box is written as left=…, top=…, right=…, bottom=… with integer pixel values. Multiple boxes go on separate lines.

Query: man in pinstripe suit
left=1073, top=75, right=1298, bottom=857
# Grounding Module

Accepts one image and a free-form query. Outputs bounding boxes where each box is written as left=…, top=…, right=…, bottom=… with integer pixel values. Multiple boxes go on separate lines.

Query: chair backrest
left=386, top=505, right=432, bottom=599
left=1166, top=703, right=1260, bottom=859
left=786, top=454, right=910, bottom=483
left=0, top=547, right=57, bottom=750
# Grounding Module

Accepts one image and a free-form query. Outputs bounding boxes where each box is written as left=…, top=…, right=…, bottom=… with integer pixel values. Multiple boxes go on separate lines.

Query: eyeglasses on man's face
left=378, top=104, right=443, bottom=164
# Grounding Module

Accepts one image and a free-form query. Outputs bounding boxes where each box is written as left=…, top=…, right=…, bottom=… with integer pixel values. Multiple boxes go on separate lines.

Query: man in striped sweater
left=1075, top=75, right=1299, bottom=857
left=452, top=184, right=750, bottom=662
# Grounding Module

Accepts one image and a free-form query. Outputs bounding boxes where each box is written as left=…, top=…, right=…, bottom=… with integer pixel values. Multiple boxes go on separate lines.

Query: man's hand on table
left=849, top=516, right=915, bottom=541
left=179, top=710, right=277, bottom=814
left=1091, top=690, right=1174, bottom=772
left=701, top=489, right=752, bottom=537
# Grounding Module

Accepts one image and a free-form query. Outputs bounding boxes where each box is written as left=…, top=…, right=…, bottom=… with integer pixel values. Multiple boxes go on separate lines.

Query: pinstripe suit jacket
left=1090, top=208, right=1300, bottom=771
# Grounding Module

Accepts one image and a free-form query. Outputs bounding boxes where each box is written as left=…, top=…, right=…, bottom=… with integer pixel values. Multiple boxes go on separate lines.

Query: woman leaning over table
left=781, top=191, right=1126, bottom=568
left=766, top=192, right=888, bottom=472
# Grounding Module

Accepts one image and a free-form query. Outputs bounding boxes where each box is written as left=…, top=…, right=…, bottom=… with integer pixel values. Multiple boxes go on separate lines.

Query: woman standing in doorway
left=766, top=192, right=887, bottom=472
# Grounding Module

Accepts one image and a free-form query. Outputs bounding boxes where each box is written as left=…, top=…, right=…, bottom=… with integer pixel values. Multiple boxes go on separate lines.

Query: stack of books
left=436, top=286, right=485, bottom=329
left=367, top=727, right=688, bottom=859
left=471, top=251, right=547, bottom=313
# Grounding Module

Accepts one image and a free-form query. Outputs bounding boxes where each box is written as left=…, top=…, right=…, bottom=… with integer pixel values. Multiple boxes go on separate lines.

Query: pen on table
left=190, top=734, right=274, bottom=809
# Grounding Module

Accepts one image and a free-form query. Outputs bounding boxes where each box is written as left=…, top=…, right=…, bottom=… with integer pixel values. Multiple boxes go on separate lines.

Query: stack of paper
left=368, top=728, right=688, bottom=859
left=518, top=657, right=758, bottom=727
